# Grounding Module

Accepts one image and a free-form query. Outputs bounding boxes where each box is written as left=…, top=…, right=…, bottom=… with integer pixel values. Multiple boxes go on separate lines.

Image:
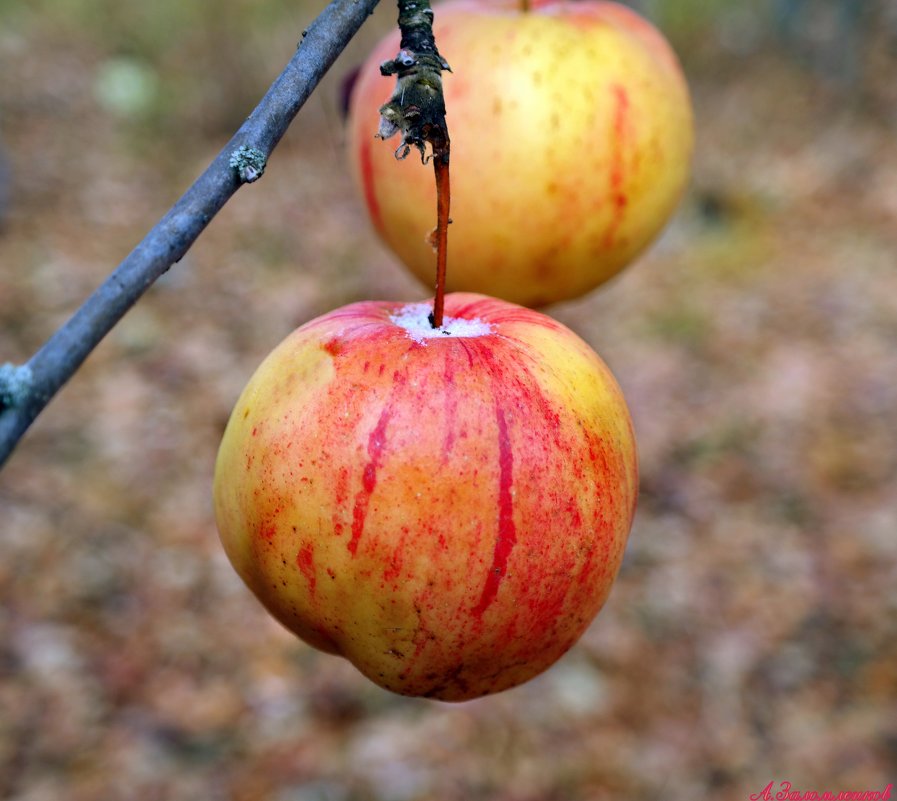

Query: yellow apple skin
left=347, top=0, right=693, bottom=307
left=214, top=293, right=637, bottom=700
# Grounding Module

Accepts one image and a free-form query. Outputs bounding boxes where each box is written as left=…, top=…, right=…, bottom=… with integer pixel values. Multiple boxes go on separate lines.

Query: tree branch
left=0, top=0, right=380, bottom=468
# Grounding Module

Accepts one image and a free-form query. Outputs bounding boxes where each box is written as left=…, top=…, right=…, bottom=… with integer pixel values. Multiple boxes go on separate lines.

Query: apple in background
left=347, top=0, right=693, bottom=307
left=214, top=293, right=637, bottom=700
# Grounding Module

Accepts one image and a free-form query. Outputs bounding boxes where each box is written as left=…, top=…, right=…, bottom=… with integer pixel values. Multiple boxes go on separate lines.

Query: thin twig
left=0, top=0, right=380, bottom=468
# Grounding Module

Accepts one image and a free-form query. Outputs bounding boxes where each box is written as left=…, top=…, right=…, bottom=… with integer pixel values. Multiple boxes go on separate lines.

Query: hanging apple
left=214, top=293, right=637, bottom=700
left=347, top=0, right=693, bottom=307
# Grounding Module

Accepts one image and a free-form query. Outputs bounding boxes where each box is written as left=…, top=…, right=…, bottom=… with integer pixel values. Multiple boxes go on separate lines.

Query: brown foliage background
left=1, top=1, right=896, bottom=799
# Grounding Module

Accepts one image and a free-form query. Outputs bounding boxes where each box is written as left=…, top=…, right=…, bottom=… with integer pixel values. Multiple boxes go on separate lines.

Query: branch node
left=229, top=145, right=267, bottom=184
left=0, top=363, right=33, bottom=411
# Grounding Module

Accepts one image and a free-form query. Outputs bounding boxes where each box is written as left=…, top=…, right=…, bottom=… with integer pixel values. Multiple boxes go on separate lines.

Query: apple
left=214, top=293, right=637, bottom=700
left=347, top=0, right=693, bottom=307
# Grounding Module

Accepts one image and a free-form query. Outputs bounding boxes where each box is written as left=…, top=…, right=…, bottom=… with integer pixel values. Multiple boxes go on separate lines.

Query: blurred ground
left=1, top=1, right=896, bottom=800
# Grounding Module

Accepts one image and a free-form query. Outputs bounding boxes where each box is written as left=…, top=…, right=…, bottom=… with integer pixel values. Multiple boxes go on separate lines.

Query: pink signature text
left=751, top=782, right=893, bottom=801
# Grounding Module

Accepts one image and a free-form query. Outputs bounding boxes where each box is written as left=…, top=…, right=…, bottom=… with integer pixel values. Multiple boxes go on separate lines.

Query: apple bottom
left=214, top=294, right=637, bottom=700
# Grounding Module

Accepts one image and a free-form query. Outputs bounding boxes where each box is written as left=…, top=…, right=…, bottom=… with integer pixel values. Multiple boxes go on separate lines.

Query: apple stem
left=374, top=0, right=452, bottom=330
left=521, top=0, right=530, bottom=10
left=431, top=154, right=451, bottom=329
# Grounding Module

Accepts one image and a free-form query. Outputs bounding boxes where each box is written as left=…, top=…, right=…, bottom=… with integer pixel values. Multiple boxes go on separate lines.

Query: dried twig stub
left=377, top=0, right=451, bottom=165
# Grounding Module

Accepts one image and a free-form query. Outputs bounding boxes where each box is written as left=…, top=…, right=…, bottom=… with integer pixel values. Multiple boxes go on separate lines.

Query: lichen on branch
left=378, top=0, right=451, bottom=164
